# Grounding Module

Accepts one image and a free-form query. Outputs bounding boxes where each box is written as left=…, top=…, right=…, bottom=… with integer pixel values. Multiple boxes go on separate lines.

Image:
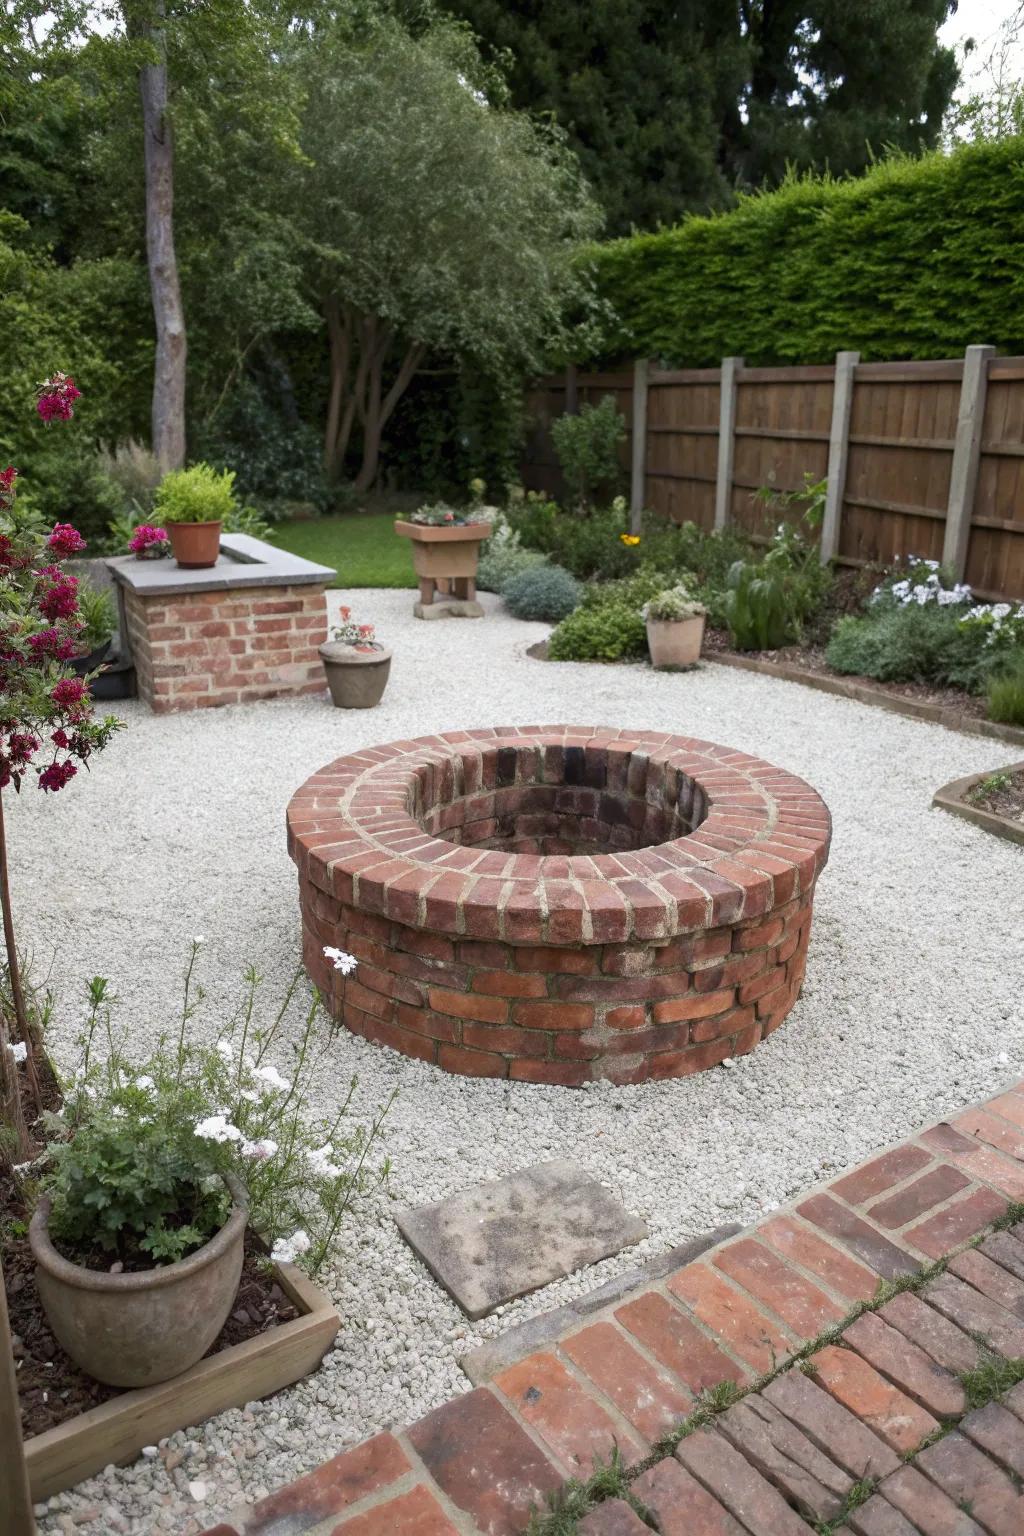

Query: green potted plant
left=319, top=608, right=391, bottom=708
left=642, top=584, right=707, bottom=670
left=153, top=463, right=236, bottom=569
left=26, top=949, right=392, bottom=1388
left=70, top=584, right=117, bottom=676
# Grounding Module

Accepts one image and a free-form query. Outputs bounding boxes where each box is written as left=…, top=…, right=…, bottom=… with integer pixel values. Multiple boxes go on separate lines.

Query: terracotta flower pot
left=167, top=521, right=222, bottom=570
left=646, top=613, right=706, bottom=670
left=319, top=642, right=392, bottom=708
left=29, top=1174, right=247, bottom=1388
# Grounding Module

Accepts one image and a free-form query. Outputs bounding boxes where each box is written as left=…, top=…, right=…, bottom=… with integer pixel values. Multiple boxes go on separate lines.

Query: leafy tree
left=722, top=1, right=959, bottom=188
left=440, top=0, right=747, bottom=233
left=444, top=2, right=959, bottom=228
left=294, top=7, right=601, bottom=489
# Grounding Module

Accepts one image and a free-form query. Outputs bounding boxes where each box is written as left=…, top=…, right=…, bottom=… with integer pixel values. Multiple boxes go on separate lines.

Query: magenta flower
left=36, top=373, right=82, bottom=424
left=47, top=523, right=87, bottom=558
left=28, top=628, right=78, bottom=662
left=51, top=677, right=88, bottom=708
left=36, top=568, right=79, bottom=622
left=38, top=760, right=78, bottom=792
left=128, top=523, right=170, bottom=558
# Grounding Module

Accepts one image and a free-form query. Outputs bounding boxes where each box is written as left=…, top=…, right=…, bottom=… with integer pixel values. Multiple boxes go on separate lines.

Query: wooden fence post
left=630, top=357, right=649, bottom=534
left=1, top=1260, right=35, bottom=1534
left=714, top=356, right=743, bottom=531
left=820, top=350, right=859, bottom=566
left=943, top=344, right=994, bottom=580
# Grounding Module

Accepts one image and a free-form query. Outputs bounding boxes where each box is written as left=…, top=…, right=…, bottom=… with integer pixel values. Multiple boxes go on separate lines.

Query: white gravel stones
left=14, top=586, right=1023, bottom=1535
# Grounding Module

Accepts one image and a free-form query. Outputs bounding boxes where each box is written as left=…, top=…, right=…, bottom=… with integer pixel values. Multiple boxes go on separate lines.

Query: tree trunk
left=134, top=1, right=187, bottom=472
left=0, top=791, right=40, bottom=1121
left=353, top=340, right=425, bottom=493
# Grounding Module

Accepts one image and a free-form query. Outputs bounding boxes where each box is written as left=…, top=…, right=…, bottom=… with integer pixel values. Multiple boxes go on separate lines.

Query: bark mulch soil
left=966, top=766, right=1024, bottom=823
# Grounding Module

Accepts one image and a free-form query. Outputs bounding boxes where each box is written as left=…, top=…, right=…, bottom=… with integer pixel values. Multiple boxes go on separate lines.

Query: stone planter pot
left=29, top=1174, right=247, bottom=1389
left=167, top=520, right=222, bottom=570
left=394, top=519, right=489, bottom=612
left=646, top=614, right=705, bottom=670
left=319, top=642, right=392, bottom=708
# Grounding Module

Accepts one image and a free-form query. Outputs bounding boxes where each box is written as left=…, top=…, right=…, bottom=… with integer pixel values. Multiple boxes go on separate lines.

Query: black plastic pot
left=70, top=639, right=112, bottom=678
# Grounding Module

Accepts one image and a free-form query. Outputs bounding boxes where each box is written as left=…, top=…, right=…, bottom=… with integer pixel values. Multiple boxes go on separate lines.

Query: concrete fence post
left=820, top=350, right=859, bottom=566
left=630, top=357, right=650, bottom=534
left=943, top=344, right=994, bottom=580
left=714, top=356, right=744, bottom=531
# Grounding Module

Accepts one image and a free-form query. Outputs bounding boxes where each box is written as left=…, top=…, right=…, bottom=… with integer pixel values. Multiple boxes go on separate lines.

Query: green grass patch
left=960, top=1352, right=1024, bottom=1411
left=273, top=513, right=417, bottom=588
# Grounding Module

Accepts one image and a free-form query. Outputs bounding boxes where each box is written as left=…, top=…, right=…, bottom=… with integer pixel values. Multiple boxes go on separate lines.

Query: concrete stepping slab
left=395, top=1159, right=647, bottom=1319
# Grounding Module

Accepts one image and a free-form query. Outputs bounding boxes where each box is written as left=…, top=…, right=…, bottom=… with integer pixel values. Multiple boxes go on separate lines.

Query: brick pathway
left=203, top=1082, right=1024, bottom=1536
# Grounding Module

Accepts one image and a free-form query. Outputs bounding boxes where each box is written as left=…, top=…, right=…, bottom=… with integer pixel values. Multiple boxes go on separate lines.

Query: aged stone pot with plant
left=30, top=1174, right=247, bottom=1389
left=643, top=585, right=707, bottom=670
left=320, top=609, right=391, bottom=708
left=155, top=462, right=237, bottom=570
left=25, top=951, right=391, bottom=1389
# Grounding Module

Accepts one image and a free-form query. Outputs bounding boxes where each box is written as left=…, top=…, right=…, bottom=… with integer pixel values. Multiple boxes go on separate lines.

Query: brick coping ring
left=288, top=726, right=832, bottom=1085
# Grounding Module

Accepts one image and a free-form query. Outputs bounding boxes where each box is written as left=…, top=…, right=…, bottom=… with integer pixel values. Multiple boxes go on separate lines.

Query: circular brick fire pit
left=288, top=726, right=831, bottom=1086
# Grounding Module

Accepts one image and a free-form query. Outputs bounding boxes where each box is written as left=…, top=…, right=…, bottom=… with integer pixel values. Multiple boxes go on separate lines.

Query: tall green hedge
left=592, top=139, right=1024, bottom=366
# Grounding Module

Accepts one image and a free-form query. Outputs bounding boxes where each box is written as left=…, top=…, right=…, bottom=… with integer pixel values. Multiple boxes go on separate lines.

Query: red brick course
left=204, top=1080, right=1024, bottom=1536
left=289, top=727, right=831, bottom=1083
left=123, top=583, right=328, bottom=712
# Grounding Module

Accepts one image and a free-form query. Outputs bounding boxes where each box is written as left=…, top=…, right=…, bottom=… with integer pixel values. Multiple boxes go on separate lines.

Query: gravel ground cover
left=11, top=587, right=1024, bottom=1535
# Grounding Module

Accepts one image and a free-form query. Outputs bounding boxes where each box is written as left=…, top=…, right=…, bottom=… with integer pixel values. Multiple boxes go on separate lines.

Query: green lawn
left=273, top=513, right=417, bottom=588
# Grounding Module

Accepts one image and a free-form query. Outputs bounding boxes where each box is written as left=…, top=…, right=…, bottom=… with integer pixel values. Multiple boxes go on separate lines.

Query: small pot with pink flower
left=128, top=523, right=171, bottom=561
left=319, top=609, right=391, bottom=708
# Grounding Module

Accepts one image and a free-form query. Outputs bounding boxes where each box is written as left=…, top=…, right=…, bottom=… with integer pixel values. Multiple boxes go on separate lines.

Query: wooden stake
left=0, top=1258, right=35, bottom=1534
left=0, top=792, right=40, bottom=1115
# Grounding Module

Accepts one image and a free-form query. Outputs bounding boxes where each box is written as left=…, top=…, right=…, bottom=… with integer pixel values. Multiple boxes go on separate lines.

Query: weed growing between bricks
left=524, top=1202, right=1024, bottom=1536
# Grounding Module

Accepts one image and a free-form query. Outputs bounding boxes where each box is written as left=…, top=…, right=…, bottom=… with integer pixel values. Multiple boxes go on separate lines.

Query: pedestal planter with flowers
left=395, top=502, right=491, bottom=617
left=642, top=585, right=707, bottom=670
left=319, top=609, right=391, bottom=707
left=155, top=463, right=236, bottom=569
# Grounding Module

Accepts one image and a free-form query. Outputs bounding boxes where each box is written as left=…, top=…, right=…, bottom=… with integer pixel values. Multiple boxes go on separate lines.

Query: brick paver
left=204, top=1081, right=1024, bottom=1536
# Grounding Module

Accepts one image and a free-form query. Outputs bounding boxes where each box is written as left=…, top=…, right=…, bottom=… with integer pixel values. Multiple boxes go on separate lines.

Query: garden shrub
left=825, top=602, right=986, bottom=687
left=550, top=396, right=626, bottom=511
left=723, top=522, right=831, bottom=651
left=548, top=601, right=647, bottom=662
left=476, top=518, right=547, bottom=592
left=504, top=563, right=581, bottom=622
left=591, top=137, right=1024, bottom=366
left=987, top=654, right=1024, bottom=726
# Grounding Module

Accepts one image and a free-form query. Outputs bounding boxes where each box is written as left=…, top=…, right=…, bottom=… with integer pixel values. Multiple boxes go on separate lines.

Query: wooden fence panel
left=521, top=353, right=1024, bottom=600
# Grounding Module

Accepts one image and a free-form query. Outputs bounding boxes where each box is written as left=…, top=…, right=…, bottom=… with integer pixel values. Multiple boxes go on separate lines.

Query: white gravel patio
left=12, top=586, right=1024, bottom=1536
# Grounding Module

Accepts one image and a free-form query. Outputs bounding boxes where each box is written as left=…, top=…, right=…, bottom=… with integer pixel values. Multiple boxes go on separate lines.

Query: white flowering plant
left=871, top=556, right=973, bottom=610
left=34, top=943, right=393, bottom=1275
left=641, top=585, right=706, bottom=623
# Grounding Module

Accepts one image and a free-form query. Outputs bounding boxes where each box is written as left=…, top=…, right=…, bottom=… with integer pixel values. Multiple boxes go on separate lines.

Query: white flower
left=992, top=603, right=1011, bottom=620
left=135, top=1075, right=155, bottom=1091
left=193, top=935, right=205, bottom=945
left=194, top=1114, right=243, bottom=1144
left=323, top=946, right=358, bottom=976
left=13, top=1161, right=32, bottom=1175
left=239, top=1087, right=259, bottom=1104
left=253, top=1064, right=289, bottom=1094
left=111, top=1105, right=126, bottom=1119
left=241, top=1137, right=278, bottom=1160
left=7, top=1040, right=27, bottom=1063
left=271, top=1229, right=311, bottom=1264
left=215, top=1040, right=234, bottom=1063
left=306, top=1143, right=343, bottom=1178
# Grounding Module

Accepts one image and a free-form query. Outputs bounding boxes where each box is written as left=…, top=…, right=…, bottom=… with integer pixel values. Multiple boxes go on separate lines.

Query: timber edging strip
left=932, top=760, right=1024, bottom=847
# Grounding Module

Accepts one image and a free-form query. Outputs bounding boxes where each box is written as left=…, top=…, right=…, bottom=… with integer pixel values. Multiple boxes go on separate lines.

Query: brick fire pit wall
left=288, top=726, right=832, bottom=1086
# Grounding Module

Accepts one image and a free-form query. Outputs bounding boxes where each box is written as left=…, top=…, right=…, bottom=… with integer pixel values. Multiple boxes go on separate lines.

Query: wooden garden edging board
left=708, top=653, right=1024, bottom=749
left=23, top=1260, right=339, bottom=1502
left=932, top=760, right=1024, bottom=847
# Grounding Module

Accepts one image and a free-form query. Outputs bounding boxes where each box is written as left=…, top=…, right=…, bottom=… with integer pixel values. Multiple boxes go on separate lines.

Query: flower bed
left=288, top=726, right=831, bottom=1086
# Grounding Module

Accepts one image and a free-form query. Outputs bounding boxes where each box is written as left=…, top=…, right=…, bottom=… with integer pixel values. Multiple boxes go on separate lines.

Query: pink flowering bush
left=35, top=372, right=82, bottom=425
left=0, top=462, right=122, bottom=793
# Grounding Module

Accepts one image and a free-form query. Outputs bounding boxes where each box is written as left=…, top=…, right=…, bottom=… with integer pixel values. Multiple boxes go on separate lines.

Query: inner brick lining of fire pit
left=288, top=726, right=832, bottom=1086
left=417, top=742, right=708, bottom=857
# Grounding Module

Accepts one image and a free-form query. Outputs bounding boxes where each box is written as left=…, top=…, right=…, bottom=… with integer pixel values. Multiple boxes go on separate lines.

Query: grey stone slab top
left=395, top=1159, right=648, bottom=1321
left=106, top=533, right=336, bottom=596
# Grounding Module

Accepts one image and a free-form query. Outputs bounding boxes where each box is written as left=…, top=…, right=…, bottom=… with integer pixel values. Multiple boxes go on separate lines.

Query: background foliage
left=591, top=136, right=1024, bottom=365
